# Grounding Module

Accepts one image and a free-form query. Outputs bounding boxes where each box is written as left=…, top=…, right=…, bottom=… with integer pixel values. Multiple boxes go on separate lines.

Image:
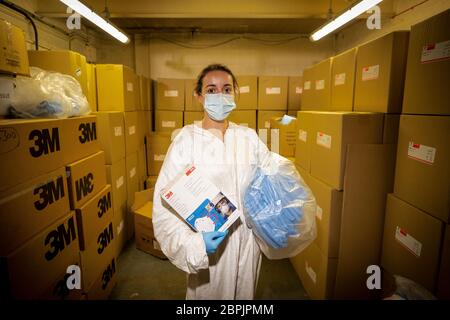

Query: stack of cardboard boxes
left=290, top=29, right=410, bottom=299
left=380, top=10, right=450, bottom=299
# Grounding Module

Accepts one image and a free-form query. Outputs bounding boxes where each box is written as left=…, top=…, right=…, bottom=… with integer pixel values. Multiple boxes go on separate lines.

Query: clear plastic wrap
left=7, top=66, right=90, bottom=118
left=242, top=152, right=317, bottom=259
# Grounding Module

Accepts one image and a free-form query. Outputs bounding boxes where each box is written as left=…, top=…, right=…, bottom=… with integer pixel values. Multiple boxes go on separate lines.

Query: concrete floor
left=110, top=239, right=309, bottom=300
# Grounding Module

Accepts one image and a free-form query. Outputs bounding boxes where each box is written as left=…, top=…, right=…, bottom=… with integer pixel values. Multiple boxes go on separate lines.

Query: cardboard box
left=290, top=242, right=338, bottom=300
left=228, top=110, right=257, bottom=129
left=95, top=111, right=125, bottom=164
left=132, top=189, right=166, bottom=259
left=86, top=63, right=97, bottom=112
left=124, top=111, right=139, bottom=155
left=84, top=256, right=117, bottom=300
left=333, top=144, right=396, bottom=299
left=257, top=76, right=288, bottom=110
left=308, top=111, right=384, bottom=190
left=184, top=79, right=203, bottom=111
left=28, top=50, right=88, bottom=97
left=313, top=58, right=333, bottom=110
left=0, top=167, right=70, bottom=256
left=287, top=110, right=297, bottom=117
left=288, top=76, right=303, bottom=110
left=105, top=158, right=127, bottom=219
left=155, top=110, right=183, bottom=133
left=80, top=218, right=115, bottom=291
left=301, top=67, right=314, bottom=110
left=403, top=10, right=450, bottom=116
left=236, top=76, right=258, bottom=109
left=66, top=151, right=107, bottom=209
left=0, top=212, right=80, bottom=299
left=126, top=152, right=139, bottom=207
left=383, top=114, right=400, bottom=145
left=394, top=115, right=450, bottom=223
left=144, top=110, right=152, bottom=134
left=146, top=133, right=172, bottom=176
left=0, top=116, right=99, bottom=192
left=145, top=175, right=158, bottom=191
left=331, top=48, right=357, bottom=111
left=139, top=75, right=151, bottom=110
left=437, top=224, right=450, bottom=299
left=354, top=32, right=409, bottom=113
left=381, top=194, right=444, bottom=293
left=294, top=111, right=314, bottom=172
left=257, top=110, right=285, bottom=147
left=96, top=64, right=138, bottom=112
left=156, top=78, right=185, bottom=110
left=269, top=116, right=298, bottom=157
left=184, top=111, right=203, bottom=126
left=112, top=204, right=127, bottom=257
left=304, top=172, right=343, bottom=258
left=0, top=20, right=29, bottom=76
left=138, top=144, right=147, bottom=189
left=76, top=185, right=113, bottom=251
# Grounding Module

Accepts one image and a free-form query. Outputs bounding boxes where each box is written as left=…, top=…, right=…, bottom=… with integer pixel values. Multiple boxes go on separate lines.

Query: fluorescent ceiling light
left=310, top=0, right=383, bottom=41
left=60, top=0, right=129, bottom=43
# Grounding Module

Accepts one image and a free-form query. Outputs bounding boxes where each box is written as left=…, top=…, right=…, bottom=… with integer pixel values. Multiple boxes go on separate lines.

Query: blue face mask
left=204, top=93, right=236, bottom=121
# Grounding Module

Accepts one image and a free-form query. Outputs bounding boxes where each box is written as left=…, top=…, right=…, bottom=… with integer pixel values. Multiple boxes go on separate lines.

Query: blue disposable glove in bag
left=242, top=153, right=317, bottom=259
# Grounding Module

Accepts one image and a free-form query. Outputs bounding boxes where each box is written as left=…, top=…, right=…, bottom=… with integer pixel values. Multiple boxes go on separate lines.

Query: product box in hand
left=161, top=165, right=240, bottom=232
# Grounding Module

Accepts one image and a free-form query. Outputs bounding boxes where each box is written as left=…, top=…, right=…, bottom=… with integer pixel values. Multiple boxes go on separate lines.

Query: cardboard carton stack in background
left=380, top=10, right=450, bottom=299
left=257, top=76, right=288, bottom=148
left=156, top=78, right=184, bottom=133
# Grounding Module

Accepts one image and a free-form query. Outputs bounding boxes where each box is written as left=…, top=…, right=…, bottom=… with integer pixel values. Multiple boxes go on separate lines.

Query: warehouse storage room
left=0, top=0, right=449, bottom=307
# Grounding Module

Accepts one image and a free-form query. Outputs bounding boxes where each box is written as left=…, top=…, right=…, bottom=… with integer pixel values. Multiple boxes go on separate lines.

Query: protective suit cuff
left=186, top=232, right=209, bottom=273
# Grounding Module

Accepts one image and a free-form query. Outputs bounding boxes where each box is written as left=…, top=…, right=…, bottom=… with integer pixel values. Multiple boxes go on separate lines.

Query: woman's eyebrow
left=205, top=84, right=217, bottom=88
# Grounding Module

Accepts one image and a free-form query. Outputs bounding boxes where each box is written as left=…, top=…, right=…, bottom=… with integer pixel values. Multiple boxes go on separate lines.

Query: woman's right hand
left=202, top=230, right=228, bottom=255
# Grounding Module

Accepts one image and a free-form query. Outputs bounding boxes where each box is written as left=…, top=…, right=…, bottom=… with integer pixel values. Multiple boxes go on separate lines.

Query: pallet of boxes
left=0, top=22, right=116, bottom=299
left=289, top=30, right=410, bottom=299
left=380, top=10, right=450, bottom=299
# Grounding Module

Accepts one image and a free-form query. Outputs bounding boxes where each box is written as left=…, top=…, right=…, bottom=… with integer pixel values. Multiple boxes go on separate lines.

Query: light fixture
left=310, top=0, right=383, bottom=41
left=60, top=0, right=129, bottom=43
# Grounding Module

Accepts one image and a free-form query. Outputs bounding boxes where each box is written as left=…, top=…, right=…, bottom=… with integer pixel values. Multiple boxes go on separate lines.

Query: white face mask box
left=160, top=165, right=241, bottom=232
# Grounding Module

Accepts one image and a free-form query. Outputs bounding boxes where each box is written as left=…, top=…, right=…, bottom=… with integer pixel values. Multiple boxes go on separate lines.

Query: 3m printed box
left=161, top=165, right=240, bottom=232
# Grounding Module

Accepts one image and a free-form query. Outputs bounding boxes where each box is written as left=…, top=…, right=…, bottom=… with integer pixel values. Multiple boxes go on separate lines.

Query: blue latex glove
left=202, top=230, right=228, bottom=255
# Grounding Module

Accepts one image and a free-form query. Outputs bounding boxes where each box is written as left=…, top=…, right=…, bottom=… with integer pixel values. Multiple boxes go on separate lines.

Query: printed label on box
left=264, top=121, right=270, bottom=129
left=395, top=226, right=422, bottom=257
left=304, top=81, right=311, bottom=90
left=295, top=86, right=303, bottom=94
left=116, top=176, right=124, bottom=189
left=114, top=126, right=122, bottom=137
left=421, top=40, right=450, bottom=63
left=334, top=73, right=346, bottom=86
left=299, top=129, right=307, bottom=142
left=407, top=141, right=436, bottom=165
left=239, top=86, right=250, bottom=94
left=162, top=121, right=176, bottom=128
left=130, top=167, right=136, bottom=178
left=164, top=90, right=178, bottom=97
left=305, top=261, right=317, bottom=284
left=315, top=80, right=325, bottom=90
left=129, top=126, right=136, bottom=135
left=127, top=82, right=133, bottom=92
left=154, top=154, right=165, bottom=161
left=266, top=87, right=281, bottom=95
left=117, top=220, right=124, bottom=235
left=316, top=206, right=323, bottom=220
left=362, top=65, right=379, bottom=81
left=316, top=132, right=332, bottom=149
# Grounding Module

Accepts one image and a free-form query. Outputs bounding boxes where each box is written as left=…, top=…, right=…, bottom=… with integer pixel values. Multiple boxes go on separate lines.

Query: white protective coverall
left=152, top=122, right=270, bottom=299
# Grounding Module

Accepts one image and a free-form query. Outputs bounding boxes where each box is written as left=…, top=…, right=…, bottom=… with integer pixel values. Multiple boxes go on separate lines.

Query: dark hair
left=195, top=64, right=239, bottom=96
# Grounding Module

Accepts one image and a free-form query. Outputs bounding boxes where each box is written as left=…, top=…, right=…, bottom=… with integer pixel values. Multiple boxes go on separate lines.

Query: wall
left=335, top=0, right=450, bottom=53
left=139, top=33, right=334, bottom=79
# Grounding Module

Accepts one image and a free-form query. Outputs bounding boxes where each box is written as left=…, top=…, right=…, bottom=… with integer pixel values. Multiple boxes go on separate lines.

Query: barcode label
left=164, top=90, right=178, bottom=97
left=315, top=79, right=325, bottom=90
left=114, top=126, right=122, bottom=136
left=334, top=73, right=346, bottom=86
left=362, top=65, right=379, bottom=81
left=240, top=86, right=250, bottom=94
left=266, top=87, right=281, bottom=95
left=421, top=40, right=450, bottom=63
left=316, top=132, right=332, bottom=149
left=407, top=141, right=436, bottom=165
left=395, top=226, right=422, bottom=257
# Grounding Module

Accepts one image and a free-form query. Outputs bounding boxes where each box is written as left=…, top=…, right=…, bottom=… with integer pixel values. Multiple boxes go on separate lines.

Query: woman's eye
left=206, top=88, right=216, bottom=94
left=224, top=88, right=233, bottom=94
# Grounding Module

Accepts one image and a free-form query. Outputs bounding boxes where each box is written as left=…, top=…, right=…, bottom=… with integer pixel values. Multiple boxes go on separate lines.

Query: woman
left=152, top=64, right=270, bottom=299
